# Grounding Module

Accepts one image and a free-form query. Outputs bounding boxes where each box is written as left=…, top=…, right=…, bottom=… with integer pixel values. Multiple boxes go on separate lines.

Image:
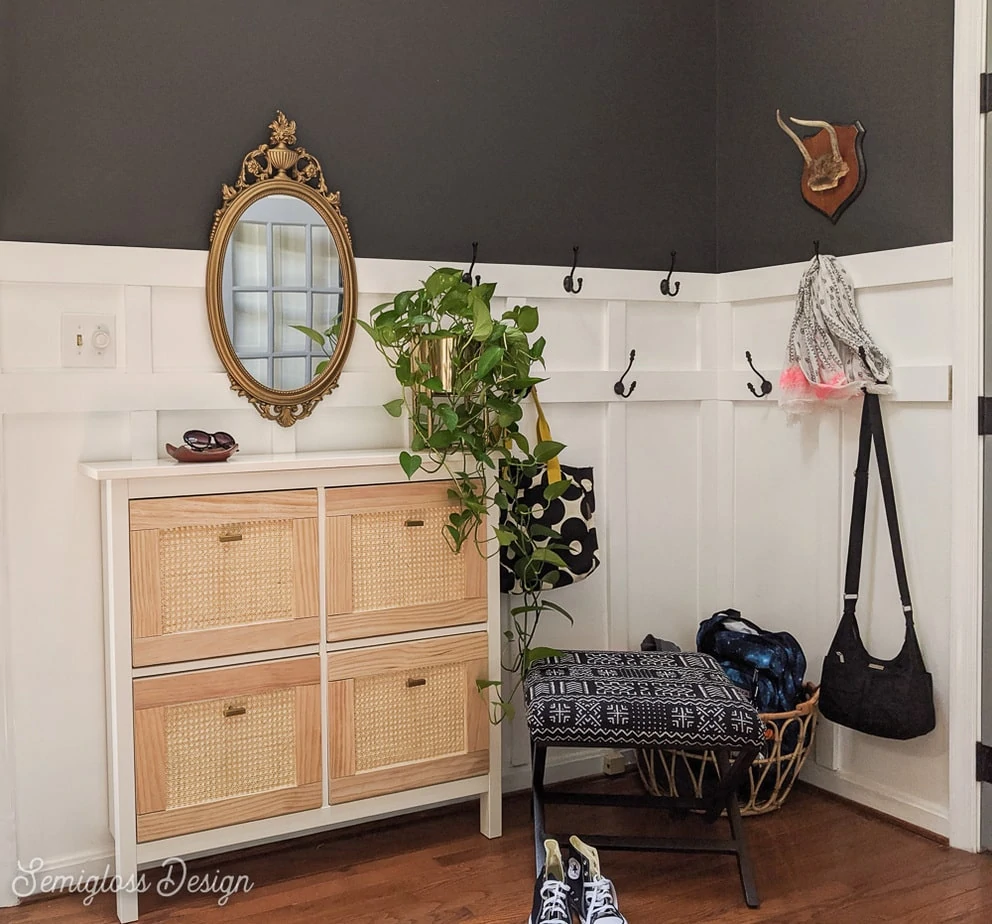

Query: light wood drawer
left=327, top=633, right=489, bottom=803
left=325, top=482, right=486, bottom=641
left=133, top=657, right=321, bottom=842
left=129, top=490, right=319, bottom=666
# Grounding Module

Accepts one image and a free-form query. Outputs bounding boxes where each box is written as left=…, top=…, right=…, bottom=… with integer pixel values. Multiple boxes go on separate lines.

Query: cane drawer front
left=129, top=490, right=319, bottom=666
left=327, top=633, right=490, bottom=803
left=325, top=482, right=487, bottom=642
left=133, top=657, right=321, bottom=842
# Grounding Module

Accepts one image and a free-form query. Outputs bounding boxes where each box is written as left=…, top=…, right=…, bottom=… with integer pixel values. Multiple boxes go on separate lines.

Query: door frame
left=949, top=0, right=986, bottom=853
left=0, top=423, right=18, bottom=905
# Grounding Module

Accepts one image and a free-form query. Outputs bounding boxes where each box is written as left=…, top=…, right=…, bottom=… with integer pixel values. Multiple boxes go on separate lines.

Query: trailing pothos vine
left=355, top=267, right=575, bottom=722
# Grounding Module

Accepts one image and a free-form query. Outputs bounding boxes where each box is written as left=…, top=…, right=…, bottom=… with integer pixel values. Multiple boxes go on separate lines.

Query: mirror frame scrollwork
left=206, top=111, right=357, bottom=427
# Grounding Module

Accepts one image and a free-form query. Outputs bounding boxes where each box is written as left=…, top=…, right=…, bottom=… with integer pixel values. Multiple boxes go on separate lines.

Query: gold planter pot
left=411, top=337, right=456, bottom=395
left=407, top=336, right=495, bottom=446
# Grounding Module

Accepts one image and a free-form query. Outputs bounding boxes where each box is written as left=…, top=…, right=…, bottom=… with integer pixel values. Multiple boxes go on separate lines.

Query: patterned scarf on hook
left=779, top=253, right=892, bottom=416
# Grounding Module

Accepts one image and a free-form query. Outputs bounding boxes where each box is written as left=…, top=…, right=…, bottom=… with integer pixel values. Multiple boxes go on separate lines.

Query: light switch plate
left=62, top=314, right=117, bottom=368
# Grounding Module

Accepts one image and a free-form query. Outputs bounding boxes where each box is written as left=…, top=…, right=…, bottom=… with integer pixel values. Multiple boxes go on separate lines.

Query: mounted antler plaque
left=776, top=110, right=866, bottom=224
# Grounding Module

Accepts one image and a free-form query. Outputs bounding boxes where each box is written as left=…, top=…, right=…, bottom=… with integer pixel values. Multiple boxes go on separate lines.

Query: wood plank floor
left=2, top=782, right=990, bottom=922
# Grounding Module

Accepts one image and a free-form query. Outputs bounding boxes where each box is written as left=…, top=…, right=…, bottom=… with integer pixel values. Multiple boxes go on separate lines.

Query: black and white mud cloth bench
left=524, top=649, right=767, bottom=908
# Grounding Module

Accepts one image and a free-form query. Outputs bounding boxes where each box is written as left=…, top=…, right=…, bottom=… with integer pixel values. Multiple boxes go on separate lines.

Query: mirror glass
left=221, top=194, right=344, bottom=392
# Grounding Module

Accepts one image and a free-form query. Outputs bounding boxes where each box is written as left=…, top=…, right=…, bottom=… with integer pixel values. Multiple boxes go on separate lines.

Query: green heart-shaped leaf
left=516, top=305, right=539, bottom=333
left=437, top=405, right=458, bottom=429
left=470, top=294, right=494, bottom=341
left=399, top=451, right=422, bottom=479
left=534, top=440, right=565, bottom=463
left=475, top=345, right=504, bottom=378
left=543, top=479, right=572, bottom=501
left=383, top=398, right=405, bottom=418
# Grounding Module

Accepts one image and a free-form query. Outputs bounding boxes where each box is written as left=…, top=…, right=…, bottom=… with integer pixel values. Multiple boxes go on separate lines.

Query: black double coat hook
left=462, top=241, right=480, bottom=286
left=563, top=246, right=583, bottom=294
left=745, top=351, right=772, bottom=397
left=614, top=350, right=637, bottom=398
left=660, top=251, right=680, bottom=297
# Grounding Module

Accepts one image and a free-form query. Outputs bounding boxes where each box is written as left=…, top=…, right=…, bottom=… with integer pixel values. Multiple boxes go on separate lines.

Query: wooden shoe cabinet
left=83, top=451, right=502, bottom=923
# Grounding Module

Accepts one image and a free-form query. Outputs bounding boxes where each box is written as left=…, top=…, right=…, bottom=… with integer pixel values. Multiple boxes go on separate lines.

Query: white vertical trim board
left=948, top=0, right=986, bottom=853
left=697, top=302, right=735, bottom=616
left=605, top=300, right=630, bottom=650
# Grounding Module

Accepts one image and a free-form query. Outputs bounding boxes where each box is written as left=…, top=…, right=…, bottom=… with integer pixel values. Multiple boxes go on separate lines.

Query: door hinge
left=978, top=742, right=992, bottom=784
left=979, top=397, right=992, bottom=435
left=982, top=73, right=992, bottom=113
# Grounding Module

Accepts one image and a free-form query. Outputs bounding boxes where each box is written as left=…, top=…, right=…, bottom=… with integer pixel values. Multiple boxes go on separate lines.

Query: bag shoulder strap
left=843, top=392, right=915, bottom=626
left=842, top=393, right=874, bottom=613
left=530, top=389, right=562, bottom=483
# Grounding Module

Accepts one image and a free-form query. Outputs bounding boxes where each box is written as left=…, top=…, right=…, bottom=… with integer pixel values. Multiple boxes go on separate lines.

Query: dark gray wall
left=716, top=0, right=954, bottom=272
left=0, top=2, right=957, bottom=273
left=0, top=1, right=719, bottom=272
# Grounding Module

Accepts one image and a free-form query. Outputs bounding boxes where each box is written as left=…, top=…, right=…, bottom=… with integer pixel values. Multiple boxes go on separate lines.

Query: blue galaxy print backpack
left=696, top=609, right=806, bottom=714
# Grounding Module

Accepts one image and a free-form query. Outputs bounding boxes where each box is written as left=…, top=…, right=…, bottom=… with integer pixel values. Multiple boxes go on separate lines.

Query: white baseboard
left=5, top=847, right=116, bottom=904
left=502, top=748, right=607, bottom=794
left=801, top=763, right=949, bottom=838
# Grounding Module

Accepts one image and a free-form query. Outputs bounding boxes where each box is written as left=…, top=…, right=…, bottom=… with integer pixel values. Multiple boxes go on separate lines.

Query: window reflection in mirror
left=222, top=194, right=344, bottom=391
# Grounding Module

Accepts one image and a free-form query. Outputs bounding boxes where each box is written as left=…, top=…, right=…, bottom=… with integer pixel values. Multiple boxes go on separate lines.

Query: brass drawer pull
left=224, top=705, right=247, bottom=717
left=219, top=532, right=243, bottom=542
left=404, top=519, right=425, bottom=527
left=406, top=678, right=427, bottom=688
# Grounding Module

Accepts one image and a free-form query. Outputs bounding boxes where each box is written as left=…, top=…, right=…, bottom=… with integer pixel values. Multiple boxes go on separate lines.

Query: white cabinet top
left=80, top=449, right=413, bottom=482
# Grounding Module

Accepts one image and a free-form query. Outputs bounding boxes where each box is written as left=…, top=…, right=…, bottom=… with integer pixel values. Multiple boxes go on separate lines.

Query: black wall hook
left=745, top=351, right=772, bottom=397
left=563, top=246, right=583, bottom=294
left=812, top=240, right=820, bottom=260
left=660, top=251, right=680, bottom=297
left=614, top=349, right=637, bottom=398
left=462, top=241, right=480, bottom=286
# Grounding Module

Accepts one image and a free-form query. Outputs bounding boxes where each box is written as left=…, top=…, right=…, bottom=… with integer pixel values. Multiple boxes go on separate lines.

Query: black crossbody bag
left=819, top=392, right=935, bottom=740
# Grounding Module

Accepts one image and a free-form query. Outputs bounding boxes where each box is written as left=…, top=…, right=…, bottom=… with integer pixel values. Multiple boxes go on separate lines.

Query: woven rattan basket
left=637, top=684, right=819, bottom=816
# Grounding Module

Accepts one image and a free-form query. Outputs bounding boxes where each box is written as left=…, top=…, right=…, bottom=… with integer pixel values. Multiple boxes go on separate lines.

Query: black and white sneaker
left=528, top=838, right=573, bottom=924
left=565, top=836, right=628, bottom=924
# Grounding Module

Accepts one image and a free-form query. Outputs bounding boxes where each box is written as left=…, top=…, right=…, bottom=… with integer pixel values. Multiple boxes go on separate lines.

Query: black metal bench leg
left=531, top=741, right=548, bottom=875
left=716, top=748, right=760, bottom=908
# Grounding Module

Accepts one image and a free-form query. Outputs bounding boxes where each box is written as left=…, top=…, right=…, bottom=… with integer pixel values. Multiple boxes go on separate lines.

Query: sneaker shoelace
left=583, top=876, right=625, bottom=923
left=537, top=879, right=572, bottom=924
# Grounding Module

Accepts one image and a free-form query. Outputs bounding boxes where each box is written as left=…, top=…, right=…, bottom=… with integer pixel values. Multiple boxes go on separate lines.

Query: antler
left=788, top=117, right=841, bottom=160
left=776, top=110, right=812, bottom=164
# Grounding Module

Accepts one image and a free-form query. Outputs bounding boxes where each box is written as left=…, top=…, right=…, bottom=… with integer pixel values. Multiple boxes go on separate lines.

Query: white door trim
left=0, top=417, right=18, bottom=906
left=949, top=0, right=986, bottom=852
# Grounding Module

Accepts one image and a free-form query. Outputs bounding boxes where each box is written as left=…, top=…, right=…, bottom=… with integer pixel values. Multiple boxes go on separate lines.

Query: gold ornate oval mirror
left=207, top=112, right=356, bottom=426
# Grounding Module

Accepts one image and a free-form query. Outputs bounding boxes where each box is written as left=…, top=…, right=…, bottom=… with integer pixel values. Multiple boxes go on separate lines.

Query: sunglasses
left=183, top=429, right=236, bottom=451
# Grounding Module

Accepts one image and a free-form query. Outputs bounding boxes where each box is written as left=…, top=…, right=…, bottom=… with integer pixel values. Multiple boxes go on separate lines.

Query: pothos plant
left=354, top=267, right=575, bottom=721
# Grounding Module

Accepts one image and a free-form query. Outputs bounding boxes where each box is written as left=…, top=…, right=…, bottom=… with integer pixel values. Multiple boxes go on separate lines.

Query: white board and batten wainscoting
left=0, top=231, right=980, bottom=910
